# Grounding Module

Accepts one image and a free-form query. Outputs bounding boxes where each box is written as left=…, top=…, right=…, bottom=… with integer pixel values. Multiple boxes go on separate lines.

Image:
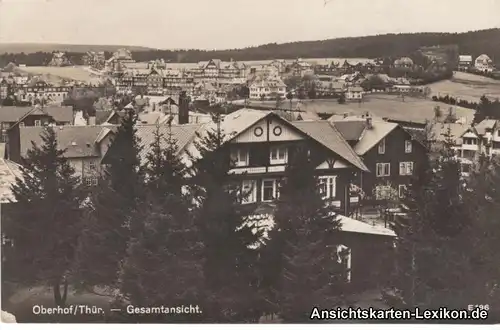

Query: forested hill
left=130, top=29, right=500, bottom=63
left=1, top=29, right=499, bottom=66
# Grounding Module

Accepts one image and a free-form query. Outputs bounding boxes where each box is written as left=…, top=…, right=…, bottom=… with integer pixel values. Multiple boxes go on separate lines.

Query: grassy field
left=243, top=94, right=476, bottom=124
left=427, top=71, right=500, bottom=103
left=18, top=66, right=102, bottom=84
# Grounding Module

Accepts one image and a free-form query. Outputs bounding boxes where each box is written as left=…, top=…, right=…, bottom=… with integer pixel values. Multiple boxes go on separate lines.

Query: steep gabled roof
left=352, top=121, right=399, bottom=155
left=290, top=120, right=368, bottom=172
left=0, top=158, right=23, bottom=203
left=20, top=126, right=107, bottom=158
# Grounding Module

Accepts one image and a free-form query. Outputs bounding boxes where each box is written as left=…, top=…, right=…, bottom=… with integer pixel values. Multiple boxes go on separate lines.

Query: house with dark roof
left=330, top=115, right=427, bottom=201
left=9, top=125, right=115, bottom=185
left=102, top=108, right=396, bottom=288
left=192, top=109, right=369, bottom=215
left=0, top=105, right=73, bottom=145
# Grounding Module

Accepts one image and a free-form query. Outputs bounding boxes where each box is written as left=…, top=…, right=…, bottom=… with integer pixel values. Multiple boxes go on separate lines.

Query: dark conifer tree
left=5, top=126, right=83, bottom=306
left=188, top=113, right=261, bottom=322
left=264, top=146, right=347, bottom=322
left=75, top=109, right=144, bottom=289
left=119, top=122, right=204, bottom=322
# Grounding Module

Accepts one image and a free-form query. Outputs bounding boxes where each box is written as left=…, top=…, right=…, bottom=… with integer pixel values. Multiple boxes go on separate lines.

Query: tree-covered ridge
left=1, top=29, right=499, bottom=66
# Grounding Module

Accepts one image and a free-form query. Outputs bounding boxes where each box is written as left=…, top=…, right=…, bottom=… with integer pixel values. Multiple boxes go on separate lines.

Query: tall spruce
left=464, top=155, right=500, bottom=309
left=119, top=123, right=204, bottom=322
left=5, top=126, right=83, bottom=306
left=143, top=124, right=186, bottom=198
left=392, top=126, right=472, bottom=309
left=189, top=113, right=261, bottom=322
left=265, top=146, right=346, bottom=322
left=75, top=109, right=144, bottom=289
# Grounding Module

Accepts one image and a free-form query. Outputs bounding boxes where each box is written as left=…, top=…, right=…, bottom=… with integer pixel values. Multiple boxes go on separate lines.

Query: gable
left=231, top=116, right=304, bottom=143
left=316, top=158, right=350, bottom=169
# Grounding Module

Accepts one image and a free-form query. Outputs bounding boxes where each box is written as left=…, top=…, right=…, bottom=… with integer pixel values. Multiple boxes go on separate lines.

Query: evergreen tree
left=119, top=121, right=204, bottom=322
left=264, top=146, right=347, bottom=322
left=5, top=127, right=83, bottom=306
left=143, top=124, right=186, bottom=199
left=75, top=109, right=144, bottom=289
left=464, top=155, right=500, bottom=310
left=188, top=113, right=261, bottom=322
left=392, top=128, right=472, bottom=309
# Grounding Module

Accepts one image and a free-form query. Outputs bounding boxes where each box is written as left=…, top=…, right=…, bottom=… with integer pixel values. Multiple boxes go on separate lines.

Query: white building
left=249, top=76, right=286, bottom=100
left=452, top=119, right=500, bottom=176
left=474, top=54, right=495, bottom=73
left=345, top=86, right=363, bottom=101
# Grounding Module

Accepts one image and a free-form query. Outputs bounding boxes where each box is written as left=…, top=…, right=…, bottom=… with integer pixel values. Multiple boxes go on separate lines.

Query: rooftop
left=20, top=125, right=110, bottom=158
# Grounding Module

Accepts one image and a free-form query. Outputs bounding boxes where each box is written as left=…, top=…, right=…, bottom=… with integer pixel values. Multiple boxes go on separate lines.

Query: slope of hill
left=1, top=29, right=499, bottom=65
left=130, top=28, right=500, bottom=63
left=0, top=43, right=154, bottom=54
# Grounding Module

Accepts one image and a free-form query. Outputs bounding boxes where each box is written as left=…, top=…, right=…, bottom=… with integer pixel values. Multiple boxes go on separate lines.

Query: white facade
left=249, top=77, right=286, bottom=100
left=475, top=54, right=495, bottom=73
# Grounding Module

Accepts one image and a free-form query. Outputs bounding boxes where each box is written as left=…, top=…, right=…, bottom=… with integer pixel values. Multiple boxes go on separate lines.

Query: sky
left=0, top=0, right=499, bottom=50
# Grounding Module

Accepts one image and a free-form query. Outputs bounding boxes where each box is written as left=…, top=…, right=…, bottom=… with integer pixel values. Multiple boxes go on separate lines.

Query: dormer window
left=270, top=146, right=288, bottom=165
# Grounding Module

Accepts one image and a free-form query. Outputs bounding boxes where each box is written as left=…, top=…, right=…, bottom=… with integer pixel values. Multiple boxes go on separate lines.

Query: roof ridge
left=325, top=121, right=368, bottom=171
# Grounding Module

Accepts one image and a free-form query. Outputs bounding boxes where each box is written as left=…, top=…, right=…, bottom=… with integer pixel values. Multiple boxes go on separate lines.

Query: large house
left=1, top=105, right=73, bottom=145
left=249, top=76, right=287, bottom=100
left=450, top=119, right=500, bottom=176
left=474, top=54, right=495, bottom=73
left=82, top=51, right=106, bottom=69
left=330, top=115, right=427, bottom=200
left=9, top=125, right=115, bottom=185
left=191, top=59, right=246, bottom=82
left=48, top=52, right=71, bottom=67
left=458, top=55, right=473, bottom=71
left=102, top=108, right=395, bottom=288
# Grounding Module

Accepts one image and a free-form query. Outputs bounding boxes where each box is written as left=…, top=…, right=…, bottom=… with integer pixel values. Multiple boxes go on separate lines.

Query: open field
left=427, top=71, right=500, bottom=103
left=241, top=94, right=476, bottom=124
left=17, top=66, right=102, bottom=84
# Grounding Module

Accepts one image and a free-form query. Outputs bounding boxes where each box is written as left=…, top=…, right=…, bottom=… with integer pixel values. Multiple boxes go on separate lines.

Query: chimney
left=88, top=116, right=96, bottom=126
left=343, top=113, right=348, bottom=118
left=178, top=91, right=189, bottom=125
left=366, top=116, right=373, bottom=129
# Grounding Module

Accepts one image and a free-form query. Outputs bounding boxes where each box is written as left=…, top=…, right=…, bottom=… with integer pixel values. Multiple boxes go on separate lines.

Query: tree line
left=2, top=112, right=347, bottom=323
left=432, top=94, right=500, bottom=123
left=1, top=29, right=499, bottom=66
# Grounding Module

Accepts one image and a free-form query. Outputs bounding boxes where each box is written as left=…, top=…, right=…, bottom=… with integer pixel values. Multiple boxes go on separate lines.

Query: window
left=399, top=162, right=413, bottom=176
left=398, top=185, right=407, bottom=198
left=34, top=120, right=41, bottom=127
left=87, top=160, right=97, bottom=173
left=270, top=146, right=288, bottom=165
left=318, top=176, right=337, bottom=199
left=261, top=179, right=278, bottom=202
left=231, top=148, right=249, bottom=167
left=405, top=140, right=412, bottom=153
left=241, top=180, right=257, bottom=204
left=378, top=138, right=386, bottom=154
left=84, top=176, right=98, bottom=186
left=376, top=163, right=390, bottom=177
